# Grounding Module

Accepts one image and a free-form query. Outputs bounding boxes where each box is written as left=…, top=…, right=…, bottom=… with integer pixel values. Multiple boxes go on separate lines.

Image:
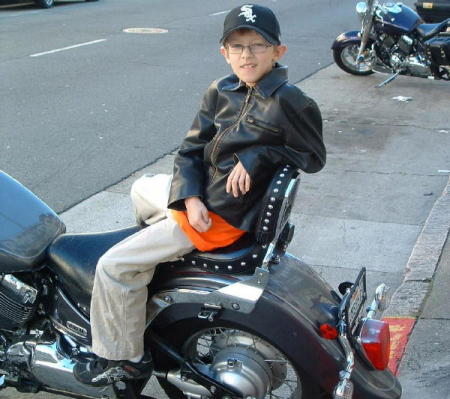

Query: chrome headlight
left=356, top=1, right=368, bottom=20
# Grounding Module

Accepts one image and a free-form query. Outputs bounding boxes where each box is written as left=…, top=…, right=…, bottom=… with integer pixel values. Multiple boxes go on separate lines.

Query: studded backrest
left=181, top=165, right=300, bottom=275
left=255, top=165, right=300, bottom=246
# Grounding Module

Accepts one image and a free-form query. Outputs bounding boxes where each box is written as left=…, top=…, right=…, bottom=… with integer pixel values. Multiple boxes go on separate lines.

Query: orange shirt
left=171, top=210, right=245, bottom=252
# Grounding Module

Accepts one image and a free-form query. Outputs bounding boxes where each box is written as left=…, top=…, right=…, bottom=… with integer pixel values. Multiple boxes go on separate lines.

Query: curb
left=383, top=317, right=416, bottom=375
left=383, top=176, right=450, bottom=375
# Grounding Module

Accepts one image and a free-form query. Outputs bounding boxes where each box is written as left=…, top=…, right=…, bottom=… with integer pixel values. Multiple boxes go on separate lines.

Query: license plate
left=342, top=268, right=367, bottom=332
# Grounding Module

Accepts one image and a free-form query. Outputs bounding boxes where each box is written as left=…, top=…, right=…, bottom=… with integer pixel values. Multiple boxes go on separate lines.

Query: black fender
left=148, top=254, right=401, bottom=399
left=331, top=30, right=376, bottom=50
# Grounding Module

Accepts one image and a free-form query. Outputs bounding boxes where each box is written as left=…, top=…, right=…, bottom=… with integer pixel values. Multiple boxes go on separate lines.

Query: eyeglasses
left=226, top=43, right=272, bottom=55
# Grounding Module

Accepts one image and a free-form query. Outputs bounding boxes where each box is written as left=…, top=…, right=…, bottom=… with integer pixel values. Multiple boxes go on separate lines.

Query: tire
left=35, top=0, right=54, bottom=7
left=333, top=41, right=374, bottom=76
left=85, top=0, right=99, bottom=2
left=153, top=319, right=329, bottom=399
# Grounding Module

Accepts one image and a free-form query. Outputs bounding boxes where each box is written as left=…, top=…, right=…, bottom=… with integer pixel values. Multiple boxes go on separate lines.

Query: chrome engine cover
left=405, top=55, right=432, bottom=77
left=6, top=335, right=116, bottom=398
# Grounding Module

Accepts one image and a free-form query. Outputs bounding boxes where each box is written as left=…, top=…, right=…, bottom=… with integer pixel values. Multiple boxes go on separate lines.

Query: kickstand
left=376, top=72, right=400, bottom=88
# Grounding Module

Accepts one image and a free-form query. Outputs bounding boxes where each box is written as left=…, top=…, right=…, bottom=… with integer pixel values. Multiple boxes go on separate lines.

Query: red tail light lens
left=360, top=318, right=390, bottom=370
left=319, top=323, right=338, bottom=340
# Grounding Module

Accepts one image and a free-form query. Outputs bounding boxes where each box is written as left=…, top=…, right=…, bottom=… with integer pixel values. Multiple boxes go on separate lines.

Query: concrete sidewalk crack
left=327, top=120, right=446, bottom=131
left=341, top=170, right=442, bottom=177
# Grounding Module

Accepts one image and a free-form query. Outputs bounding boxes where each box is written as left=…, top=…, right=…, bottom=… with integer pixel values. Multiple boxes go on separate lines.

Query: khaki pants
left=90, top=174, right=194, bottom=360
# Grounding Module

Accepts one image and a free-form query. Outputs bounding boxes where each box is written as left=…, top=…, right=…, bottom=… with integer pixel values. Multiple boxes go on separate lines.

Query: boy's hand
left=185, top=197, right=212, bottom=233
left=226, top=161, right=251, bottom=198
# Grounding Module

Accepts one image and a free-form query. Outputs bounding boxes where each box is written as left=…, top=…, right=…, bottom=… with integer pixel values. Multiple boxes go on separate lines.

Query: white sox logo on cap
left=220, top=4, right=281, bottom=45
left=238, top=5, right=256, bottom=23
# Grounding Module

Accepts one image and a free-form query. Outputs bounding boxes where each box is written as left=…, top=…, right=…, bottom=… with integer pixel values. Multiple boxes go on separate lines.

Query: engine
left=0, top=273, right=117, bottom=398
left=0, top=274, right=38, bottom=331
left=378, top=33, right=431, bottom=77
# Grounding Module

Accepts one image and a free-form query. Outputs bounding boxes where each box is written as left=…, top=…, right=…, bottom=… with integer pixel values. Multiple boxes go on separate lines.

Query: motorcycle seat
left=47, top=165, right=299, bottom=307
left=47, top=226, right=259, bottom=308
left=47, top=226, right=141, bottom=307
left=417, top=18, right=450, bottom=40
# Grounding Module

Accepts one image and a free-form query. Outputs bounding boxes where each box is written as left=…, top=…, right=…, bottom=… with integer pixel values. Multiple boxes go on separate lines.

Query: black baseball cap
left=220, top=4, right=281, bottom=45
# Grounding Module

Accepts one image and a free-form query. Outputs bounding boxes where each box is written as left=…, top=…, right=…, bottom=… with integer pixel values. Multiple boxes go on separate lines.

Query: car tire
left=35, top=0, right=54, bottom=7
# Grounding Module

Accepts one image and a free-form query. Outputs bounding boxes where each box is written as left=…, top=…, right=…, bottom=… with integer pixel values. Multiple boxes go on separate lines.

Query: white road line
left=210, top=10, right=230, bottom=16
left=30, top=39, right=107, bottom=57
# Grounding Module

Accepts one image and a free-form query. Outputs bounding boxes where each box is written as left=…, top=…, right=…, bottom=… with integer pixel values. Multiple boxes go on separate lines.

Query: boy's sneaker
left=73, top=353, right=152, bottom=386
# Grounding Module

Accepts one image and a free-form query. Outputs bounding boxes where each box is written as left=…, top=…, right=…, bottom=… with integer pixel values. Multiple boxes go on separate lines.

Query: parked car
left=35, top=0, right=98, bottom=8
left=416, top=0, right=450, bottom=22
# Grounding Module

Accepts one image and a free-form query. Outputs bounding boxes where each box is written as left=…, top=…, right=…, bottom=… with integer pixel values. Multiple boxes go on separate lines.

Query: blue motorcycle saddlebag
left=425, top=34, right=450, bottom=64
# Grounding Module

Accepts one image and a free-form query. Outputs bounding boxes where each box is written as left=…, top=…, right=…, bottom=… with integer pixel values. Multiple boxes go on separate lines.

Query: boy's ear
left=220, top=46, right=231, bottom=64
left=273, top=44, right=288, bottom=62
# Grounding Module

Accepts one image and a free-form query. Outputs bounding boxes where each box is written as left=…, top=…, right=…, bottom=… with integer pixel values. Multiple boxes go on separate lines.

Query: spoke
left=197, top=341, right=210, bottom=349
left=200, top=337, right=212, bottom=345
left=251, top=335, right=256, bottom=347
left=284, top=380, right=297, bottom=393
left=224, top=330, right=232, bottom=346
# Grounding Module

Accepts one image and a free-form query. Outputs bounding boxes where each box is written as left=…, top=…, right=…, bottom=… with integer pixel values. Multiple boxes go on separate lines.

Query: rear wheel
left=35, top=0, right=54, bottom=7
left=155, top=321, right=328, bottom=399
left=333, top=41, right=374, bottom=76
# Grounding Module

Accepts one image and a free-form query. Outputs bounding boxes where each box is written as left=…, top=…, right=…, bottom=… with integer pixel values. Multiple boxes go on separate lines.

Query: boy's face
left=220, top=30, right=287, bottom=87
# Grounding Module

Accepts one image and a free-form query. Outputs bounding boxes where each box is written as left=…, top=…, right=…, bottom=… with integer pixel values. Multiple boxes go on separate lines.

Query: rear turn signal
left=360, top=318, right=390, bottom=370
left=320, top=323, right=339, bottom=340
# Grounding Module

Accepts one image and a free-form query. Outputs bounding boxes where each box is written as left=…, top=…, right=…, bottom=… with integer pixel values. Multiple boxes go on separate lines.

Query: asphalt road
left=1, top=0, right=360, bottom=213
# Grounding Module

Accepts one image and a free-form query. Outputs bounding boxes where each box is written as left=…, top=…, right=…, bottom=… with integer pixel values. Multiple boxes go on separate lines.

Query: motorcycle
left=332, top=0, right=450, bottom=86
left=0, top=167, right=402, bottom=399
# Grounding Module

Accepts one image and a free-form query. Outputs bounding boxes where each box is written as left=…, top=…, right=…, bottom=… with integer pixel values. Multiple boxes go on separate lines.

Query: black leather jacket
left=168, top=64, right=326, bottom=231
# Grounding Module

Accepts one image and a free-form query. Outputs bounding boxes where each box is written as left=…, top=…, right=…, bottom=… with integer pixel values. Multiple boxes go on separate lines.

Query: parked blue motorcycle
left=332, top=0, right=450, bottom=86
left=0, top=168, right=401, bottom=399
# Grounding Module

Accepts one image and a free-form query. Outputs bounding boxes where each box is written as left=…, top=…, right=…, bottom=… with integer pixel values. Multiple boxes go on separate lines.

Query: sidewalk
left=1, top=64, right=449, bottom=398
left=398, top=235, right=450, bottom=398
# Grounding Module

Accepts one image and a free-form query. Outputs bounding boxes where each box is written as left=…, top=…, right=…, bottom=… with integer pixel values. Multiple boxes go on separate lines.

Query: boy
left=74, top=3, right=326, bottom=386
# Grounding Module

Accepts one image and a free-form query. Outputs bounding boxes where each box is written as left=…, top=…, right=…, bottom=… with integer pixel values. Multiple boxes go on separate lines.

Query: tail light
left=320, top=323, right=339, bottom=340
left=360, top=318, right=390, bottom=370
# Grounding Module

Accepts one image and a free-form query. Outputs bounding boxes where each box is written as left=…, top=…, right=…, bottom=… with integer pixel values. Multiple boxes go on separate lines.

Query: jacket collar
left=222, top=64, right=288, bottom=99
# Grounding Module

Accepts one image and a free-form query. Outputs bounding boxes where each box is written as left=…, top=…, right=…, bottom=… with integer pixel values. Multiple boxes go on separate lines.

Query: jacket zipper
left=210, top=87, right=254, bottom=181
